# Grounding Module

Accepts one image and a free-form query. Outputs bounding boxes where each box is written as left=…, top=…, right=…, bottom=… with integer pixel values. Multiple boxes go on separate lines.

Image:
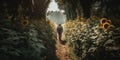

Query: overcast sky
left=47, top=0, right=59, bottom=12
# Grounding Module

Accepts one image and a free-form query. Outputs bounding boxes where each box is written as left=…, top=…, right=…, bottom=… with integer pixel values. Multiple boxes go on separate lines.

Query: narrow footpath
left=55, top=39, right=71, bottom=60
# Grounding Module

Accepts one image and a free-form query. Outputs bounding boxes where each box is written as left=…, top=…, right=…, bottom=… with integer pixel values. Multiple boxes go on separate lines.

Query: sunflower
left=102, top=22, right=110, bottom=30
left=100, top=18, right=107, bottom=24
left=21, top=20, right=29, bottom=27
left=106, top=20, right=111, bottom=24
left=93, top=15, right=97, bottom=18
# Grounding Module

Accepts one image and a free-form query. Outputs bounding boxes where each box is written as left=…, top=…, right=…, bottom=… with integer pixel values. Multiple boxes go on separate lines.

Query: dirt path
left=55, top=39, right=71, bottom=60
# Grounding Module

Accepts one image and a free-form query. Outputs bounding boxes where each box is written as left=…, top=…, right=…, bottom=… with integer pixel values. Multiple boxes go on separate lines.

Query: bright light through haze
left=47, top=0, right=66, bottom=24
left=47, top=0, right=59, bottom=12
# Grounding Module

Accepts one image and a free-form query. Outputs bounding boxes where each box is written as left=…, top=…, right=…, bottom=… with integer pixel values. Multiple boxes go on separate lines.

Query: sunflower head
left=102, top=22, right=110, bottom=30
left=106, top=20, right=111, bottom=24
left=21, top=20, right=29, bottom=27
left=100, top=18, right=107, bottom=24
left=93, top=15, right=98, bottom=18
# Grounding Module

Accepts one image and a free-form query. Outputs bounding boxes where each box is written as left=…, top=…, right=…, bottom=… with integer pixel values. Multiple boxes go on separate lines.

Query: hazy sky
left=47, top=0, right=59, bottom=11
left=47, top=0, right=66, bottom=24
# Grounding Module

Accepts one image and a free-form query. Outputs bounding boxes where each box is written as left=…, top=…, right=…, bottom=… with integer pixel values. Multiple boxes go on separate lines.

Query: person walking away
left=57, top=24, right=63, bottom=41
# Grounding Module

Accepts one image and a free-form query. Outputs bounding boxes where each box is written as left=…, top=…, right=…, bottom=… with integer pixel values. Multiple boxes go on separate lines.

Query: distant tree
left=32, top=0, right=50, bottom=20
left=56, top=0, right=120, bottom=21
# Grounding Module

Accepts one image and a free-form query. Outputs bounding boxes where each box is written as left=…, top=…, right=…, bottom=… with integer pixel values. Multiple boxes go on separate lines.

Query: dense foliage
left=0, top=0, right=59, bottom=60
left=64, top=17, right=120, bottom=60
left=0, top=0, right=120, bottom=60
left=0, top=0, right=50, bottom=20
left=0, top=18, right=57, bottom=60
left=56, top=0, right=120, bottom=20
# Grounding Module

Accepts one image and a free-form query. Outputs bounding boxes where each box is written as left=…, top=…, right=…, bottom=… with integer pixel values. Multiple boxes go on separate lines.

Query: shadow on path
left=59, top=40, right=66, bottom=45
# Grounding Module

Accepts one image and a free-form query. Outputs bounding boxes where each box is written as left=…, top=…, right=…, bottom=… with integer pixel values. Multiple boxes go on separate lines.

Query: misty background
left=47, top=0, right=66, bottom=24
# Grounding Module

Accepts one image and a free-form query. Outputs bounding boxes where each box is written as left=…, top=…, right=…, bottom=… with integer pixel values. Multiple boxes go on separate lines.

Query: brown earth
left=55, top=39, right=71, bottom=60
